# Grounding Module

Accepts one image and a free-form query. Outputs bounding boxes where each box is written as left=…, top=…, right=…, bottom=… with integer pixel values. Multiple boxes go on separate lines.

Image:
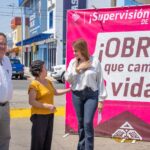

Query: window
left=111, top=0, right=117, bottom=7
left=48, top=0, right=53, bottom=6
left=49, top=11, right=53, bottom=29
left=38, top=0, right=41, bottom=15
left=48, top=41, right=56, bottom=70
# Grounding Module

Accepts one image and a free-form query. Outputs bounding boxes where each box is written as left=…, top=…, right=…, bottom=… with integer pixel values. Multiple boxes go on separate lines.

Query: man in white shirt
left=0, top=33, right=13, bottom=150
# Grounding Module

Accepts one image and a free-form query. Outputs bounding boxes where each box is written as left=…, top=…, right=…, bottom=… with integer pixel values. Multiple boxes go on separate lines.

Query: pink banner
left=65, top=5, right=150, bottom=141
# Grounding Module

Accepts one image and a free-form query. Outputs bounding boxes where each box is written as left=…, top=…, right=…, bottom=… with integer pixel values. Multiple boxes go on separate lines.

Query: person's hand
left=67, top=87, right=72, bottom=92
left=44, top=103, right=56, bottom=113
left=76, top=61, right=91, bottom=73
left=98, top=101, right=103, bottom=113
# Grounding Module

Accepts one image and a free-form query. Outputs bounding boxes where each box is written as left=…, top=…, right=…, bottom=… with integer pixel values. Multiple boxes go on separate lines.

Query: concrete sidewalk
left=10, top=116, right=150, bottom=150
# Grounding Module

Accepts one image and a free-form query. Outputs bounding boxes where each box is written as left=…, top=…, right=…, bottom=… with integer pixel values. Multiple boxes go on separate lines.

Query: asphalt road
left=11, top=79, right=65, bottom=108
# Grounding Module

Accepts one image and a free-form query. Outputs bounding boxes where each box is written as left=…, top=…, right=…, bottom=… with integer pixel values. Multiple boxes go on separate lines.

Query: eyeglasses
left=0, top=42, right=7, bottom=46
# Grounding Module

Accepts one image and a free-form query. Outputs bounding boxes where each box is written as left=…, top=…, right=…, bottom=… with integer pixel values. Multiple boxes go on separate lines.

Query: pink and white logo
left=72, top=13, right=80, bottom=22
left=112, top=122, right=142, bottom=140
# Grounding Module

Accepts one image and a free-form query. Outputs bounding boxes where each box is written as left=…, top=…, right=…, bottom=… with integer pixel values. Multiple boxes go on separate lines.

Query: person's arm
left=54, top=88, right=71, bottom=96
left=96, top=61, right=107, bottom=112
left=49, top=81, right=71, bottom=96
left=65, top=59, right=78, bottom=83
left=28, top=88, right=56, bottom=113
left=8, top=58, right=12, bottom=78
left=5, top=56, right=12, bottom=78
left=0, top=76, right=2, bottom=102
left=4, top=56, right=13, bottom=101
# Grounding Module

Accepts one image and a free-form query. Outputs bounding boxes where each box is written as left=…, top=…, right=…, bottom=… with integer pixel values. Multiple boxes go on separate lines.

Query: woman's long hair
left=72, top=39, right=90, bottom=61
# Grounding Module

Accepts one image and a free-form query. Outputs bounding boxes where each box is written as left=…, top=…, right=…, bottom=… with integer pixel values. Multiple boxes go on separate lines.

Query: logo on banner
left=112, top=122, right=142, bottom=140
left=72, top=13, right=80, bottom=22
left=88, top=9, right=150, bottom=24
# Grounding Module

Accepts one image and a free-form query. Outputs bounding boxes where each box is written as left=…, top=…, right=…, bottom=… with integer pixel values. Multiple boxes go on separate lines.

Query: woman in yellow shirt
left=28, top=60, right=70, bottom=150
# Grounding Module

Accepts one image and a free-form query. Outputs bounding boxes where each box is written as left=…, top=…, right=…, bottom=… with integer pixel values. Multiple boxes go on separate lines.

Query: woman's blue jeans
left=72, top=87, right=98, bottom=150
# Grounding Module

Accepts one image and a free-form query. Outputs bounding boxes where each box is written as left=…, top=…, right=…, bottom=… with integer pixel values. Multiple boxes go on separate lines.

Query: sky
left=0, top=0, right=21, bottom=38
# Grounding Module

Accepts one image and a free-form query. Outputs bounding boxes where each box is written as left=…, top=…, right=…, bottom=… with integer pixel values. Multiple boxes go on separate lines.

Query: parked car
left=10, top=58, right=24, bottom=79
left=51, top=65, right=66, bottom=83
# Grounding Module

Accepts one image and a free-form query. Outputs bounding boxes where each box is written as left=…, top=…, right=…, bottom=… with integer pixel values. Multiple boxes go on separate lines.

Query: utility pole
left=21, top=7, right=25, bottom=64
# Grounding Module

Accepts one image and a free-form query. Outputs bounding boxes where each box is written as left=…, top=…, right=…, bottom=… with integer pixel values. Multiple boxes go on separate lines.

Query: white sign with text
left=94, top=31, right=150, bottom=102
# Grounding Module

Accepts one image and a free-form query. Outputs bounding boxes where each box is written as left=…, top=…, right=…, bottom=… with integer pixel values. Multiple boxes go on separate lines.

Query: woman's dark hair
left=30, top=60, right=44, bottom=77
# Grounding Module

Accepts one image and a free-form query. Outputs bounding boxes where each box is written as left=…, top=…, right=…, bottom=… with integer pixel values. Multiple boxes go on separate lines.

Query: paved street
left=10, top=79, right=150, bottom=150
left=11, top=79, right=65, bottom=108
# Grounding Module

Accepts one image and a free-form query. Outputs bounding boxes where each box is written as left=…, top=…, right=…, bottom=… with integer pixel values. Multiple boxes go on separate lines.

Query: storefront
left=16, top=33, right=53, bottom=67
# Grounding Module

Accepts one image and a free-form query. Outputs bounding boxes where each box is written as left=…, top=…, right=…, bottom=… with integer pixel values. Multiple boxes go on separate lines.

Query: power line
left=0, top=3, right=74, bottom=21
left=0, top=10, right=64, bottom=18
left=0, top=14, right=63, bottom=19
left=0, top=6, right=64, bottom=13
left=3, top=6, right=72, bottom=13
left=0, top=14, right=65, bottom=23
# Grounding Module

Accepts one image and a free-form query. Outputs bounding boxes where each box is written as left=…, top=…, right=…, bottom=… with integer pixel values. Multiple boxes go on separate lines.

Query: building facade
left=17, top=0, right=63, bottom=70
left=137, top=0, right=150, bottom=3
left=17, top=0, right=113, bottom=70
left=17, top=0, right=51, bottom=68
left=86, top=0, right=112, bottom=8
left=116, top=0, right=149, bottom=6
left=17, top=0, right=149, bottom=69
left=11, top=17, right=29, bottom=58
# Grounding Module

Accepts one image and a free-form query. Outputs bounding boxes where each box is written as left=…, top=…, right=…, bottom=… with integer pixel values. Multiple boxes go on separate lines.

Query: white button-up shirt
left=65, top=56, right=107, bottom=101
left=0, top=55, right=13, bottom=102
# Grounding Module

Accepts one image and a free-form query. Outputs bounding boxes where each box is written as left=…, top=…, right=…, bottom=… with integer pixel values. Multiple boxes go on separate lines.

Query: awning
left=16, top=33, right=53, bottom=46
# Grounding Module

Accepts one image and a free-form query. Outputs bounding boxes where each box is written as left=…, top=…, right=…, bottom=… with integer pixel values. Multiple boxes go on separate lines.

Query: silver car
left=51, top=65, right=66, bottom=83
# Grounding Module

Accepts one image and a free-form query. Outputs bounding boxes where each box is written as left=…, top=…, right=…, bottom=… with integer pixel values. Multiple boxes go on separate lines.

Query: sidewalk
left=10, top=117, right=150, bottom=150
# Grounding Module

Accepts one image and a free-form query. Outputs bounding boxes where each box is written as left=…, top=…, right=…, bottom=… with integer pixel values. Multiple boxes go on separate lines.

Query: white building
left=86, top=0, right=113, bottom=8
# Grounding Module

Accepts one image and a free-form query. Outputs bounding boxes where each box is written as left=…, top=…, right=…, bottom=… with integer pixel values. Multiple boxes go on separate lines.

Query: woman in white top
left=65, top=39, right=107, bottom=150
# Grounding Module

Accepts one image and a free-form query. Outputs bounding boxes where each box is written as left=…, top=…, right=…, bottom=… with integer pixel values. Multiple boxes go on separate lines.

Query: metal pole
left=21, top=6, right=26, bottom=64
left=21, top=7, right=24, bottom=64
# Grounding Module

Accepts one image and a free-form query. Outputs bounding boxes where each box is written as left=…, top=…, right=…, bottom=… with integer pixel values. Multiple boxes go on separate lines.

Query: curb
left=10, top=106, right=65, bottom=119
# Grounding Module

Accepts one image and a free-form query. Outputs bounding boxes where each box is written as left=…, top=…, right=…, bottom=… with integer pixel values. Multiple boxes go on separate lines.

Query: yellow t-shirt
left=28, top=79, right=55, bottom=115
